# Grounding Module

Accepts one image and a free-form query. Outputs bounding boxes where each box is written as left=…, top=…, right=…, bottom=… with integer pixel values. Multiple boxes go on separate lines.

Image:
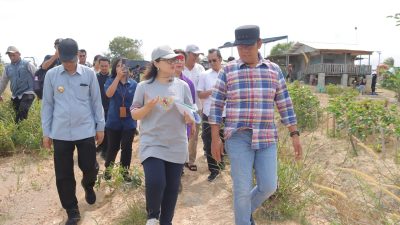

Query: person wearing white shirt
left=197, top=48, right=225, bottom=182
left=182, top=44, right=205, bottom=171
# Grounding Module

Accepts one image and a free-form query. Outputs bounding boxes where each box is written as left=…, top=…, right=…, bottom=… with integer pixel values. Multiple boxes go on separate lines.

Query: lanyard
left=118, top=82, right=128, bottom=107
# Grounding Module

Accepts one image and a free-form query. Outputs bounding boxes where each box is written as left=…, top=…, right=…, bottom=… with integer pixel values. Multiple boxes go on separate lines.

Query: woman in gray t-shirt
left=131, top=45, right=195, bottom=225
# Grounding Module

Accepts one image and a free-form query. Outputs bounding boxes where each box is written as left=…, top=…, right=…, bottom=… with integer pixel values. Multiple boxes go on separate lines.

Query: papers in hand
left=175, top=101, right=202, bottom=124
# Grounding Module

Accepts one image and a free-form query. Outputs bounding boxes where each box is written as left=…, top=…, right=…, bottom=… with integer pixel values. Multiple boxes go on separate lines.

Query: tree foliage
left=107, top=36, right=143, bottom=61
left=387, top=13, right=400, bottom=26
left=270, top=42, right=294, bottom=56
left=383, top=57, right=394, bottom=67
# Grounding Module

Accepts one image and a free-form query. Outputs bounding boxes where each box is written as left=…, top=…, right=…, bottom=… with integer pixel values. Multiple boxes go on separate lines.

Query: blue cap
left=58, top=38, right=78, bottom=62
left=233, top=25, right=260, bottom=46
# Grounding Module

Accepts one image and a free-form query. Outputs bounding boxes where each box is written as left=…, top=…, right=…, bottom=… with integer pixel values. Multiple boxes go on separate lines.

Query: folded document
left=175, top=102, right=202, bottom=124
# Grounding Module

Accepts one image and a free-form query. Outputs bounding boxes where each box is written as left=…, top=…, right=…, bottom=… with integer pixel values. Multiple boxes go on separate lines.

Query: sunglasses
left=176, top=55, right=185, bottom=61
left=208, top=59, right=218, bottom=63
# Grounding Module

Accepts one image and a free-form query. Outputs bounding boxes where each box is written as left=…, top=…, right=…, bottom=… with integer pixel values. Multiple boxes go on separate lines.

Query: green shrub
left=325, top=84, right=343, bottom=97
left=97, top=164, right=143, bottom=190
left=256, top=143, right=316, bottom=223
left=117, top=199, right=147, bottom=225
left=287, top=82, right=322, bottom=130
left=0, top=122, right=15, bottom=155
left=0, top=100, right=16, bottom=155
left=12, top=100, right=43, bottom=150
left=0, top=99, right=43, bottom=155
left=327, top=91, right=400, bottom=140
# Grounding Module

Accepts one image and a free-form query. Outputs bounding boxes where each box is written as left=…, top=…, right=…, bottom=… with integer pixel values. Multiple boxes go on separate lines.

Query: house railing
left=305, top=63, right=371, bottom=75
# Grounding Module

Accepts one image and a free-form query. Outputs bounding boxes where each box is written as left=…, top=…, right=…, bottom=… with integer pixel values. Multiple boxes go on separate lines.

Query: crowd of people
left=0, top=25, right=303, bottom=225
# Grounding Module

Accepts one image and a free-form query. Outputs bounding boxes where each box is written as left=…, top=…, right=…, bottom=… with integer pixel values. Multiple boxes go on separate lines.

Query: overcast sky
left=1, top=0, right=399, bottom=68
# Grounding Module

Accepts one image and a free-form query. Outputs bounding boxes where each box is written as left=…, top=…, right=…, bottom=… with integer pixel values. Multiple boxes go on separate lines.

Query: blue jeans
left=225, top=130, right=278, bottom=225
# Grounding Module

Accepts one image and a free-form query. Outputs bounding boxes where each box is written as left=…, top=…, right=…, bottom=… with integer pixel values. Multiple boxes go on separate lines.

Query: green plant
left=380, top=67, right=400, bottom=102
left=117, top=199, right=147, bottom=225
left=287, top=81, right=322, bottom=130
left=96, top=164, right=143, bottom=190
left=12, top=100, right=43, bottom=151
left=256, top=136, right=317, bottom=223
left=325, top=84, right=343, bottom=97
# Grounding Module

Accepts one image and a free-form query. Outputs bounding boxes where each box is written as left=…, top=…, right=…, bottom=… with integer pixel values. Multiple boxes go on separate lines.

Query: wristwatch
left=289, top=130, right=300, bottom=137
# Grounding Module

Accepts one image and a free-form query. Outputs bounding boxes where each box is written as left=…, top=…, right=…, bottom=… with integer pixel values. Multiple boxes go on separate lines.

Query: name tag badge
left=120, top=107, right=127, bottom=118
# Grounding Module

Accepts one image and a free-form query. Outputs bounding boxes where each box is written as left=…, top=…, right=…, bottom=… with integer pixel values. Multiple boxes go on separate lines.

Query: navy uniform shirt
left=104, top=77, right=137, bottom=130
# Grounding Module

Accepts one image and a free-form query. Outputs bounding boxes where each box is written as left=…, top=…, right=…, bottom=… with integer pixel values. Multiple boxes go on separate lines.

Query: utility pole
left=377, top=51, right=381, bottom=66
left=355, top=26, right=358, bottom=44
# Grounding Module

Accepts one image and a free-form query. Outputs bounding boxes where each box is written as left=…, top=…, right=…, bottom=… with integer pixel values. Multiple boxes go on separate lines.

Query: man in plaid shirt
left=209, top=25, right=302, bottom=225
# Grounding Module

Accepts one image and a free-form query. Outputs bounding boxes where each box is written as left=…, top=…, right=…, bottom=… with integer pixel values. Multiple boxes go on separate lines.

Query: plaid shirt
left=208, top=55, right=297, bottom=149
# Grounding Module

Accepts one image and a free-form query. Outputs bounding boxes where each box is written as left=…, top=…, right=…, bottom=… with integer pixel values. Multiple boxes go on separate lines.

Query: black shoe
left=207, top=172, right=219, bottom=182
left=66, top=208, right=80, bottom=225
left=81, top=181, right=96, bottom=205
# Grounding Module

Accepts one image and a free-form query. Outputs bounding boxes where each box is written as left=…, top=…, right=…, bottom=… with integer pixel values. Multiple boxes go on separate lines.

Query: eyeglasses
left=160, top=58, right=178, bottom=64
left=208, top=59, right=219, bottom=63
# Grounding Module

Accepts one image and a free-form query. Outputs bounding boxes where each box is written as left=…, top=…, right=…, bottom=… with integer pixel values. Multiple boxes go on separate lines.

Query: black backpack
left=33, top=60, right=57, bottom=99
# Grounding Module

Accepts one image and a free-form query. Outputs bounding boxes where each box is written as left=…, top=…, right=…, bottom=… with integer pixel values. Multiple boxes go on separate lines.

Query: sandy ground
left=0, top=86, right=399, bottom=225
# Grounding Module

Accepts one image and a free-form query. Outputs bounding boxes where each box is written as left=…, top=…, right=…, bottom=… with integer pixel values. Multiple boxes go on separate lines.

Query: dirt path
left=0, top=87, right=398, bottom=225
left=0, top=140, right=236, bottom=225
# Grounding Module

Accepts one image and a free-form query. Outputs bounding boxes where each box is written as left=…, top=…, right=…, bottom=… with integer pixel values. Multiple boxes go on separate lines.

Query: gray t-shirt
left=131, top=78, right=193, bottom=164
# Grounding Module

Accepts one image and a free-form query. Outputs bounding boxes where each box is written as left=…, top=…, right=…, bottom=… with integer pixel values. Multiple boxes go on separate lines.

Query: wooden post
left=349, top=134, right=358, bottom=156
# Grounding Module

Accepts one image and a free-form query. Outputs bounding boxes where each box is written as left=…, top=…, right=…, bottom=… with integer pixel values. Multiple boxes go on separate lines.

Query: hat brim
left=6, top=51, right=17, bottom=54
left=59, top=55, right=78, bottom=62
left=190, top=50, right=203, bottom=55
left=233, top=39, right=257, bottom=46
left=160, top=53, right=179, bottom=59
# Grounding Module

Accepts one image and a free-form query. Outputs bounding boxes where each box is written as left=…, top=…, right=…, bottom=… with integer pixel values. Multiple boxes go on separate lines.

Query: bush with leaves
left=12, top=101, right=43, bottom=150
left=287, top=81, right=322, bottom=130
left=380, top=67, right=400, bottom=102
left=0, top=99, right=43, bottom=155
left=327, top=91, right=400, bottom=140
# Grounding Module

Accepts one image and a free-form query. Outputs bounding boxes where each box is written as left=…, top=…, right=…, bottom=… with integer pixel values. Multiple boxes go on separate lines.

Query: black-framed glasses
left=208, top=59, right=218, bottom=63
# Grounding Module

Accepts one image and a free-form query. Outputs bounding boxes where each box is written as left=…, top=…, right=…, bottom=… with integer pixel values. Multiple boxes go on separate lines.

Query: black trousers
left=201, top=114, right=225, bottom=173
left=53, top=137, right=99, bottom=210
left=105, top=128, right=136, bottom=169
left=11, top=94, right=35, bottom=123
left=143, top=157, right=183, bottom=225
left=371, top=81, right=377, bottom=93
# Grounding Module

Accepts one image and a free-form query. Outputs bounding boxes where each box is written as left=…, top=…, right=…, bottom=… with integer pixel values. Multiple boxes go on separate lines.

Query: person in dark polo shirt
left=96, top=57, right=111, bottom=159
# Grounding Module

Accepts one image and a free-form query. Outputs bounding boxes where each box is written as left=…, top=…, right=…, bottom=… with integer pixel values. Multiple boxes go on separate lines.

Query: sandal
left=184, top=163, right=198, bottom=171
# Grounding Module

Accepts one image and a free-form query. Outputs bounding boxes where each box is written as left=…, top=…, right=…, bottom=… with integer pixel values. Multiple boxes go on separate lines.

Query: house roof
left=287, top=42, right=373, bottom=56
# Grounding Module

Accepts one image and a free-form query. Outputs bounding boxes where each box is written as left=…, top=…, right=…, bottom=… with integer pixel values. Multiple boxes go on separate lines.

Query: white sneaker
left=146, top=218, right=159, bottom=225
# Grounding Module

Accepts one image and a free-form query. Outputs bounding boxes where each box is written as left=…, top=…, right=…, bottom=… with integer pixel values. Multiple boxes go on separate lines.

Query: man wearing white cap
left=0, top=46, right=36, bottom=122
left=183, top=44, right=205, bottom=171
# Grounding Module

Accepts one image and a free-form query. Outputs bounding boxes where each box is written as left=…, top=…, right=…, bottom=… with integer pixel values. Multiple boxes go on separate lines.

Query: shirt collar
left=60, top=63, right=83, bottom=76
left=238, top=52, right=269, bottom=69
